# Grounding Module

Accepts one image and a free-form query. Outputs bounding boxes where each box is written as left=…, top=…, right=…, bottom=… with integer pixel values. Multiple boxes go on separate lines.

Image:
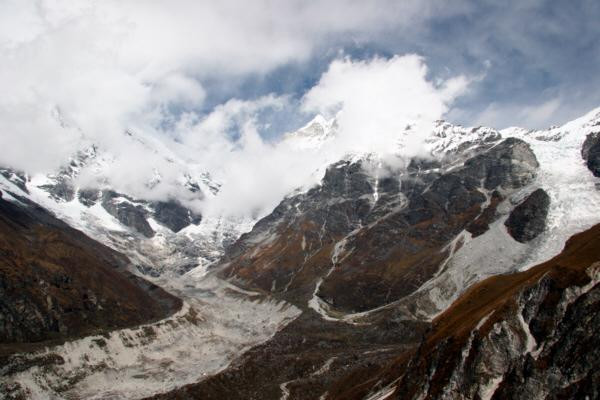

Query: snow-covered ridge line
left=0, top=161, right=253, bottom=277
left=282, top=114, right=337, bottom=151
left=296, top=106, right=600, bottom=326
left=394, top=107, right=600, bottom=321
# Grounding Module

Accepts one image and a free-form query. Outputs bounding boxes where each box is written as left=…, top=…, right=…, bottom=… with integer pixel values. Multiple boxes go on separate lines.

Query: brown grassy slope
left=328, top=222, right=600, bottom=400
left=0, top=192, right=181, bottom=354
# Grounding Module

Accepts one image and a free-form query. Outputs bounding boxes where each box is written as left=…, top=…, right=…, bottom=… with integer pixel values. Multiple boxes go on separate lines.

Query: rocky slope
left=0, top=190, right=298, bottom=399
left=222, top=136, right=540, bottom=315
left=219, top=107, right=600, bottom=324
left=151, top=107, right=600, bottom=399
left=0, top=135, right=251, bottom=278
left=0, top=190, right=180, bottom=352
left=328, top=222, right=600, bottom=400
left=147, top=223, right=600, bottom=400
left=1, top=107, right=600, bottom=399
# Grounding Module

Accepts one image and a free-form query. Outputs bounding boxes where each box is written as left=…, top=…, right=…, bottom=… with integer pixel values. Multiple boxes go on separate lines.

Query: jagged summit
left=139, top=107, right=600, bottom=399
left=2, top=106, right=600, bottom=399
left=282, top=114, right=337, bottom=150
left=219, top=105, right=600, bottom=320
left=0, top=134, right=235, bottom=276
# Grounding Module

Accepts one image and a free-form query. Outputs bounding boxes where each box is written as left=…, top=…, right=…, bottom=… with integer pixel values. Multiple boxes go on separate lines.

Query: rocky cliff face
left=328, top=223, right=600, bottom=400
left=3, top=108, right=600, bottom=400
left=101, top=190, right=157, bottom=238
left=0, top=141, right=244, bottom=277
left=220, top=136, right=541, bottom=315
left=150, top=108, right=600, bottom=400
left=504, top=188, right=550, bottom=243
left=219, top=108, right=600, bottom=325
left=0, top=190, right=180, bottom=350
left=582, top=131, right=600, bottom=177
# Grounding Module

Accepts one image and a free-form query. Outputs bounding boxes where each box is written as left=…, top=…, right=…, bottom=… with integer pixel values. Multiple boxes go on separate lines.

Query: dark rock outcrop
left=0, top=169, right=28, bottom=194
left=78, top=188, right=101, bottom=207
left=152, top=200, right=201, bottom=233
left=0, top=191, right=181, bottom=350
left=83, top=190, right=201, bottom=235
left=322, top=138, right=539, bottom=312
left=505, top=188, right=550, bottom=243
left=101, top=191, right=155, bottom=238
left=38, top=178, right=75, bottom=202
left=328, top=223, right=600, bottom=400
left=582, top=131, right=600, bottom=177
left=221, top=138, right=539, bottom=313
left=463, top=137, right=539, bottom=190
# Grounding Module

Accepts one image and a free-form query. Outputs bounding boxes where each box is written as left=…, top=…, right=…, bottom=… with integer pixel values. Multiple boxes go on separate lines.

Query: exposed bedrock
left=505, top=188, right=550, bottom=243
left=101, top=191, right=155, bottom=238
left=328, top=223, right=600, bottom=400
left=222, top=137, right=540, bottom=313
left=151, top=200, right=202, bottom=233
left=0, top=192, right=180, bottom=349
left=582, top=131, right=600, bottom=177
left=320, top=138, right=539, bottom=312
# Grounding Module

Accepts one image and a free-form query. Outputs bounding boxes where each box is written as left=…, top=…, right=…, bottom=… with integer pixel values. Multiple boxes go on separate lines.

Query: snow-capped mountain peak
left=282, top=114, right=337, bottom=150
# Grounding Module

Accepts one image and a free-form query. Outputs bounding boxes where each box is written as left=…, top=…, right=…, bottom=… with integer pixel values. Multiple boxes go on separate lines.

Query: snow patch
left=363, top=385, right=396, bottom=400
left=476, top=311, right=495, bottom=331
left=308, top=230, right=357, bottom=321
left=517, top=310, right=537, bottom=354
left=479, top=375, right=503, bottom=400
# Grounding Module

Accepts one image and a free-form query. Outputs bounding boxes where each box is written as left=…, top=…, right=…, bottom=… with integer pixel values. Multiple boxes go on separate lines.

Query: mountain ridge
left=1, top=106, right=600, bottom=399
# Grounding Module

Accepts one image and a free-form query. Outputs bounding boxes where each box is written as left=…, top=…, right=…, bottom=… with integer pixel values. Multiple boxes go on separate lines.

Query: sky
left=1, top=0, right=599, bottom=217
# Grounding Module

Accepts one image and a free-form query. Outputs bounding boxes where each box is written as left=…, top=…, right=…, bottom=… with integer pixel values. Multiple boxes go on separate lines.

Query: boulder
left=152, top=200, right=201, bottom=233
left=582, top=131, right=600, bottom=177
left=505, top=188, right=550, bottom=242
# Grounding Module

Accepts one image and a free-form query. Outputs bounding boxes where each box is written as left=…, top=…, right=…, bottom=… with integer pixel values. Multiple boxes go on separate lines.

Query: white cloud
left=0, top=0, right=457, bottom=172
left=149, top=74, right=206, bottom=110
left=177, top=56, right=469, bottom=217
left=302, top=55, right=469, bottom=158
left=468, top=98, right=563, bottom=130
left=0, top=1, right=470, bottom=218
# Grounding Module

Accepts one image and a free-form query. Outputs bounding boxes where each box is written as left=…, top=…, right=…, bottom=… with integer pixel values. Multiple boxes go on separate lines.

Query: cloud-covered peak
left=1, top=0, right=599, bottom=219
